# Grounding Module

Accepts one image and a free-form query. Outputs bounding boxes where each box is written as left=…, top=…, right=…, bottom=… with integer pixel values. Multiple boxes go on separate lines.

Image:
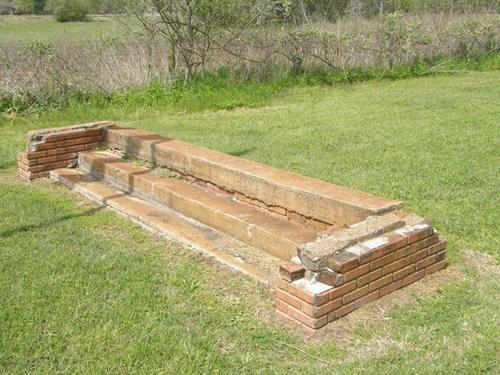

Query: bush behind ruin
left=54, top=0, right=89, bottom=22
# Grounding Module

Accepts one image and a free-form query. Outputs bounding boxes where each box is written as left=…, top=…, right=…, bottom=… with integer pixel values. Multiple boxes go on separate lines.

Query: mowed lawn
left=1, top=72, right=499, bottom=373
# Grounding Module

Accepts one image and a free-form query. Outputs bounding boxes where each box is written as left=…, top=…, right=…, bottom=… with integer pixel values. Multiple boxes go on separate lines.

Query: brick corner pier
left=18, top=122, right=448, bottom=332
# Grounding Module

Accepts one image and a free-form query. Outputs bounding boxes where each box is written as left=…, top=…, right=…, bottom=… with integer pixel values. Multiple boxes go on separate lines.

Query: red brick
left=359, top=246, right=385, bottom=264
left=357, top=268, right=382, bottom=287
left=36, top=139, right=75, bottom=150
left=393, top=264, right=416, bottom=281
left=318, top=269, right=343, bottom=286
left=383, top=232, right=408, bottom=254
left=66, top=130, right=91, bottom=139
left=64, top=144, right=85, bottom=153
left=380, top=279, right=402, bottom=296
left=275, top=310, right=318, bottom=334
left=288, top=283, right=329, bottom=305
left=329, top=302, right=355, bottom=321
left=26, top=150, right=46, bottom=159
left=407, top=226, right=433, bottom=244
left=276, top=278, right=289, bottom=291
left=19, top=169, right=37, bottom=181
left=369, top=274, right=393, bottom=292
left=395, top=234, right=439, bottom=259
left=17, top=161, right=30, bottom=172
left=302, top=298, right=342, bottom=318
left=406, top=248, right=428, bottom=265
left=287, top=305, right=328, bottom=329
left=402, top=269, right=425, bottom=286
left=25, top=158, right=38, bottom=167
left=371, top=253, right=395, bottom=270
left=72, top=136, right=97, bottom=145
left=344, top=263, right=370, bottom=282
left=84, top=129, right=104, bottom=137
left=37, top=156, right=58, bottom=164
left=383, top=258, right=406, bottom=275
left=329, top=281, right=357, bottom=300
left=416, top=254, right=437, bottom=270
left=275, top=289, right=302, bottom=310
left=427, top=240, right=447, bottom=255
left=46, top=148, right=60, bottom=156
left=425, top=260, right=446, bottom=275
left=328, top=251, right=359, bottom=273
left=43, top=133, right=69, bottom=143
left=355, top=290, right=380, bottom=308
left=276, top=299, right=288, bottom=314
left=343, top=285, right=369, bottom=304
left=17, top=153, right=37, bottom=166
left=28, top=164, right=49, bottom=173
left=56, top=153, right=78, bottom=161
left=44, top=130, right=98, bottom=143
left=279, top=262, right=305, bottom=282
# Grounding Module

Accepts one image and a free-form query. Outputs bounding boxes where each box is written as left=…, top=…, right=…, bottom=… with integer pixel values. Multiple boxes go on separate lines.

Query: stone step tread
left=80, top=151, right=318, bottom=254
left=105, top=128, right=403, bottom=224
left=50, top=168, right=282, bottom=285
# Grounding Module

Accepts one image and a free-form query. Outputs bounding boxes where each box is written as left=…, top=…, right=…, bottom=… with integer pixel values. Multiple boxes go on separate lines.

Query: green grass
left=0, top=15, right=125, bottom=45
left=1, top=71, right=499, bottom=373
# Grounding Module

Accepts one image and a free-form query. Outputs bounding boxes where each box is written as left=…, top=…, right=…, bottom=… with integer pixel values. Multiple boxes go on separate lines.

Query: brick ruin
left=18, top=122, right=447, bottom=332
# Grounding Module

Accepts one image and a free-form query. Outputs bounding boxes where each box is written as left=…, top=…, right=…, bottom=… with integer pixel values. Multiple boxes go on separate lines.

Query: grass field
left=1, top=71, right=499, bottom=373
left=0, top=15, right=124, bottom=45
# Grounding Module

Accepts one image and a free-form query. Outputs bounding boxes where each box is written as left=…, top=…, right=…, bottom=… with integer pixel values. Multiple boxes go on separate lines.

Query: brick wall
left=18, top=122, right=114, bottom=181
left=276, top=221, right=447, bottom=332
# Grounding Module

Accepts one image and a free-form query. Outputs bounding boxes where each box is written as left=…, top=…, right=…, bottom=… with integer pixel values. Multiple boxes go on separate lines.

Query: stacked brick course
left=17, top=122, right=114, bottom=181
left=276, top=215, right=447, bottom=331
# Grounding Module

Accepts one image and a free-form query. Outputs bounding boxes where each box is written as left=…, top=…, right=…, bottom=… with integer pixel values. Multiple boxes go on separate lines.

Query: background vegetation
left=0, top=0, right=498, bottom=114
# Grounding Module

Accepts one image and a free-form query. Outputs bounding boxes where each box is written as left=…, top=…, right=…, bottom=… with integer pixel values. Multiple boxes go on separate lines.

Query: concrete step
left=78, top=151, right=318, bottom=260
left=104, top=128, right=403, bottom=226
left=50, top=168, right=283, bottom=285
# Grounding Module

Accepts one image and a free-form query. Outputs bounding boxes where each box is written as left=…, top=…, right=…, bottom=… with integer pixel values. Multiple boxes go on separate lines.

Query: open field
left=0, top=15, right=124, bottom=45
left=1, top=71, right=499, bottom=373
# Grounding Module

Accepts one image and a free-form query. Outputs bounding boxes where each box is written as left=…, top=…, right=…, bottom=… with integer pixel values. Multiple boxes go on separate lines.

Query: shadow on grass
left=0, top=206, right=104, bottom=239
left=227, top=147, right=256, bottom=157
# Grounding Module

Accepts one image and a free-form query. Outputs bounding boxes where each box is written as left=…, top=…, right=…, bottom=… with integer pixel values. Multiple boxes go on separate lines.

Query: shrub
left=54, top=0, right=88, bottom=22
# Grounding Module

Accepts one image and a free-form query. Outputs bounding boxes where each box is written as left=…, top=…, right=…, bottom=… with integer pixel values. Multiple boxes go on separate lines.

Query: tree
left=15, top=0, right=35, bottom=13
left=127, top=0, right=275, bottom=79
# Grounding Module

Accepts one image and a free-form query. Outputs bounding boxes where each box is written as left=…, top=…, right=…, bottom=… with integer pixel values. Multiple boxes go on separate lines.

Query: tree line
left=2, top=1, right=497, bottom=18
